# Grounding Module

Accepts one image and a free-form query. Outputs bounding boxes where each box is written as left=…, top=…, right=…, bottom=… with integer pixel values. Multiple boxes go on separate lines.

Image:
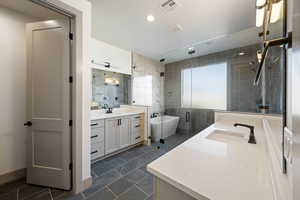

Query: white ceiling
left=0, top=0, right=66, bottom=20
left=89, top=0, right=266, bottom=63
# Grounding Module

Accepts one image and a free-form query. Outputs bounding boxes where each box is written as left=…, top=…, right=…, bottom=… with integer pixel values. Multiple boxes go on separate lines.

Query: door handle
left=24, top=121, right=32, bottom=127
left=91, top=123, right=98, bottom=126
left=119, top=119, right=122, bottom=125
left=186, top=112, right=190, bottom=122
left=135, top=125, right=141, bottom=128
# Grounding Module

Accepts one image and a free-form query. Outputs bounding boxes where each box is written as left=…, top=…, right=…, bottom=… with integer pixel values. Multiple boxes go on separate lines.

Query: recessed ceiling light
left=146, top=15, right=155, bottom=22
left=239, top=52, right=246, bottom=56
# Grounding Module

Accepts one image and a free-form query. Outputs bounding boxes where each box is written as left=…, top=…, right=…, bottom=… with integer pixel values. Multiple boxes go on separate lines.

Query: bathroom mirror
left=161, top=5, right=285, bottom=135
left=91, top=69, right=131, bottom=109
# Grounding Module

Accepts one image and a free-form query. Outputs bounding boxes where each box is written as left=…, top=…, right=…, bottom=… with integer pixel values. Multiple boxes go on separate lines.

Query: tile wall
left=164, top=44, right=283, bottom=134
left=132, top=53, right=165, bottom=113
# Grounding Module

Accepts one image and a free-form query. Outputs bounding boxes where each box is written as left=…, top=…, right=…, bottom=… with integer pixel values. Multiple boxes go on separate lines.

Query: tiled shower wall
left=164, top=44, right=283, bottom=134
left=132, top=53, right=165, bottom=113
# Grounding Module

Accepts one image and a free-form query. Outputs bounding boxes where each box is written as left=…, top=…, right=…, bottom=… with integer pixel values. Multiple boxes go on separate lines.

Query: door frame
left=28, top=0, right=92, bottom=194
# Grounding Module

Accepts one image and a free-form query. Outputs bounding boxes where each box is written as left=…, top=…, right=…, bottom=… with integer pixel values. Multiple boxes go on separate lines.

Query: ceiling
left=89, top=0, right=267, bottom=63
left=0, top=0, right=66, bottom=20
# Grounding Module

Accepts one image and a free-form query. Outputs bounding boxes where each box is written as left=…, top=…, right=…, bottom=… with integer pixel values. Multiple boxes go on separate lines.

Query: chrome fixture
left=91, top=60, right=120, bottom=70
left=234, top=123, right=256, bottom=144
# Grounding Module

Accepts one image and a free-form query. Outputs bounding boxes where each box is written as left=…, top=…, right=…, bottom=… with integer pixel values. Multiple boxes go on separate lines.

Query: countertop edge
left=91, top=111, right=144, bottom=121
left=147, top=165, right=210, bottom=200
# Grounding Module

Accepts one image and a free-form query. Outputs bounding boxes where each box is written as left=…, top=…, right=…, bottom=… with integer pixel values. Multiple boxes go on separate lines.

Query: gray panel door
left=25, top=20, right=71, bottom=190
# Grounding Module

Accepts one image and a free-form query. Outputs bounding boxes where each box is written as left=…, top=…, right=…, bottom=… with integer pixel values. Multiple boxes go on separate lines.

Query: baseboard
left=0, top=168, right=26, bottom=185
left=83, top=176, right=92, bottom=190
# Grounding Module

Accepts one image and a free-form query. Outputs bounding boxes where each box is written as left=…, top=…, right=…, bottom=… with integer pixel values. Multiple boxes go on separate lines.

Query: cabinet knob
left=104, top=62, right=111, bottom=68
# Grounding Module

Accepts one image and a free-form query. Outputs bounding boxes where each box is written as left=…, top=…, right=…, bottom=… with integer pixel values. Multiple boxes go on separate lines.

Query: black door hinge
left=69, top=163, right=72, bottom=170
left=69, top=33, right=74, bottom=40
left=69, top=76, right=73, bottom=83
left=69, top=120, right=73, bottom=126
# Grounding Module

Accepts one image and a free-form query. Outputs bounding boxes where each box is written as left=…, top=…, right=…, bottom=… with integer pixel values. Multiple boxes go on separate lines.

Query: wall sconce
left=105, top=77, right=120, bottom=85
left=256, top=0, right=283, bottom=28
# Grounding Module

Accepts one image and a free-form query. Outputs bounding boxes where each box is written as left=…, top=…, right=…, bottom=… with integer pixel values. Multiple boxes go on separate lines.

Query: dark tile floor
left=0, top=133, right=191, bottom=200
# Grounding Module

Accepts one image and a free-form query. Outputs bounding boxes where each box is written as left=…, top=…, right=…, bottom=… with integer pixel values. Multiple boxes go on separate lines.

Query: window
left=181, top=63, right=227, bottom=110
left=132, top=75, right=152, bottom=106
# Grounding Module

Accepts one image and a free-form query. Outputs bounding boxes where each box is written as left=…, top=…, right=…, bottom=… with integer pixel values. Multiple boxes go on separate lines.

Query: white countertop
left=147, top=120, right=274, bottom=200
left=91, top=109, right=144, bottom=120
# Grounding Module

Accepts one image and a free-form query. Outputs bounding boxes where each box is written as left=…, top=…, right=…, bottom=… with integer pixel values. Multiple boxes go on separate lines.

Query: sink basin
left=206, top=130, right=248, bottom=143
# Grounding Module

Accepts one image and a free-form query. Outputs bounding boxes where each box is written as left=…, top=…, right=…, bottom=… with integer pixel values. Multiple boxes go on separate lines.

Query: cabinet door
left=90, top=38, right=131, bottom=75
left=105, top=119, right=120, bottom=154
left=119, top=117, right=131, bottom=149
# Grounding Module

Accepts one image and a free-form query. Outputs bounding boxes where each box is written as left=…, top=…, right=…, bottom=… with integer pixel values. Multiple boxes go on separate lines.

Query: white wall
left=0, top=6, right=39, bottom=176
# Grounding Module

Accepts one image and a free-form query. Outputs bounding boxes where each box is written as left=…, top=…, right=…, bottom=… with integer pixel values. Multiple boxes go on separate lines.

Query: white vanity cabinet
left=90, top=38, right=132, bottom=75
left=105, top=116, right=131, bottom=154
left=91, top=113, right=145, bottom=161
left=90, top=120, right=105, bottom=160
left=119, top=117, right=131, bottom=149
left=105, top=118, right=120, bottom=154
left=131, top=115, right=144, bottom=145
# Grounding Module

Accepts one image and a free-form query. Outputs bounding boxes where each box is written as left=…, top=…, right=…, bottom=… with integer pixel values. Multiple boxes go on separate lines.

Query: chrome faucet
left=233, top=123, right=256, bottom=144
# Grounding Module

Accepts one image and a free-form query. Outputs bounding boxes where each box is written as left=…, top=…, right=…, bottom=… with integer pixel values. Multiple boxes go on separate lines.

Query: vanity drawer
left=91, top=127, right=104, bottom=144
left=132, top=129, right=143, bottom=144
left=132, top=120, right=142, bottom=129
left=132, top=114, right=144, bottom=123
left=91, top=141, right=104, bottom=160
left=90, top=120, right=104, bottom=128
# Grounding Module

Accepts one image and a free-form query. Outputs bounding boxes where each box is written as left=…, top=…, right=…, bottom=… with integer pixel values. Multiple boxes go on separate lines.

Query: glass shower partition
left=161, top=59, right=194, bottom=148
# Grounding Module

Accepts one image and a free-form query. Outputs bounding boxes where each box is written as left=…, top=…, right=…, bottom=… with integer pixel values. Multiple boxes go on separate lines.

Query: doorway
left=0, top=0, right=75, bottom=194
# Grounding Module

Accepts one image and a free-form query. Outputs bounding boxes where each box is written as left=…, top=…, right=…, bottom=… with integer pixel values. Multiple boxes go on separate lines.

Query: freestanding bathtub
left=150, top=115, right=180, bottom=142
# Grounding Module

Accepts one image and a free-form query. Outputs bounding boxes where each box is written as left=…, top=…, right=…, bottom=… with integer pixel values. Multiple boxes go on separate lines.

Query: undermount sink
left=206, top=130, right=248, bottom=143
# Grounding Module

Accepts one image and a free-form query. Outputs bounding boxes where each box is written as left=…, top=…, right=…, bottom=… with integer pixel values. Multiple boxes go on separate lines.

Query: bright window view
left=181, top=63, right=227, bottom=110
left=132, top=75, right=152, bottom=106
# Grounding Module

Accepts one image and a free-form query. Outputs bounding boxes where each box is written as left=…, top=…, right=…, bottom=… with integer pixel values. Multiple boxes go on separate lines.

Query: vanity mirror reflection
left=91, top=69, right=131, bottom=110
